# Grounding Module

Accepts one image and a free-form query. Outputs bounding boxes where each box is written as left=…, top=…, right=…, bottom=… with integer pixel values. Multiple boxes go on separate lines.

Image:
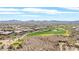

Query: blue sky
left=0, top=7, right=79, bottom=21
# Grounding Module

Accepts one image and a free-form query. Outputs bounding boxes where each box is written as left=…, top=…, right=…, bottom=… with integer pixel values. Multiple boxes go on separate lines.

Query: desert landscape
left=0, top=7, right=78, bottom=51
left=0, top=21, right=79, bottom=51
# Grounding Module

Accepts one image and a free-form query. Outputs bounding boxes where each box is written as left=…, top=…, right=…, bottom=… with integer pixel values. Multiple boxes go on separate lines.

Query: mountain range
left=0, top=20, right=79, bottom=24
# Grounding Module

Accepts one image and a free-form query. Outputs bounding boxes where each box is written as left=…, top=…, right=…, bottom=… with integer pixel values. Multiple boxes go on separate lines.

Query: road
left=14, top=33, right=28, bottom=41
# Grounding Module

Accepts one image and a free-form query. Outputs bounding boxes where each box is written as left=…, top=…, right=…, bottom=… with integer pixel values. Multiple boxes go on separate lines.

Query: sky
left=0, top=0, right=79, bottom=7
left=0, top=0, right=79, bottom=21
left=0, top=7, right=79, bottom=21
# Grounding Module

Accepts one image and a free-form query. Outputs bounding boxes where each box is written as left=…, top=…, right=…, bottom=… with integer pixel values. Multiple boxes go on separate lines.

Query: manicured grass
left=27, top=28, right=69, bottom=36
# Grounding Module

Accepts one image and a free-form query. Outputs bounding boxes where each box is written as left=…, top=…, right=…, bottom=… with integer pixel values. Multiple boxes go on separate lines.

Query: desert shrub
left=8, top=39, right=23, bottom=50
left=68, top=38, right=76, bottom=46
left=9, top=42, right=22, bottom=50
left=0, top=42, right=4, bottom=49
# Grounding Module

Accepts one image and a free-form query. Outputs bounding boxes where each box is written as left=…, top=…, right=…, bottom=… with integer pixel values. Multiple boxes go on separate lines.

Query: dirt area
left=18, top=35, right=69, bottom=51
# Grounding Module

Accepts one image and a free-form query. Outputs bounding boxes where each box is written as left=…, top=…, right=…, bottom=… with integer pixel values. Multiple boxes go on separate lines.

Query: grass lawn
left=27, top=28, right=70, bottom=36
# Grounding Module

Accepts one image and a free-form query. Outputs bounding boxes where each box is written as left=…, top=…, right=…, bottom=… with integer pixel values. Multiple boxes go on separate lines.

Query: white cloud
left=0, top=0, right=79, bottom=7
left=0, top=8, right=19, bottom=11
left=0, top=12, right=21, bottom=14
left=65, top=7, right=79, bottom=10
left=0, top=7, right=78, bottom=14
left=0, top=8, right=21, bottom=14
left=23, top=8, right=79, bottom=14
left=23, top=8, right=59, bottom=14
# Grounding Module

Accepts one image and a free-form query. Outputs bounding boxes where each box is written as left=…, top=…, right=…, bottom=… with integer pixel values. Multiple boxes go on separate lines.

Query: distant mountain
left=0, top=20, right=22, bottom=22
left=0, top=20, right=24, bottom=24
left=7, top=20, right=21, bottom=22
left=0, top=20, right=79, bottom=24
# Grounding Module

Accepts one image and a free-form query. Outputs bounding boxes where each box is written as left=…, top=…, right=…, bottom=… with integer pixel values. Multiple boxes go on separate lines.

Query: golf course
left=28, top=28, right=70, bottom=36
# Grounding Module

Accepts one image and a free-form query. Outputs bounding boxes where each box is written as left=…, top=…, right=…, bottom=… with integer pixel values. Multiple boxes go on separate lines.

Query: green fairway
left=27, top=28, right=69, bottom=36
